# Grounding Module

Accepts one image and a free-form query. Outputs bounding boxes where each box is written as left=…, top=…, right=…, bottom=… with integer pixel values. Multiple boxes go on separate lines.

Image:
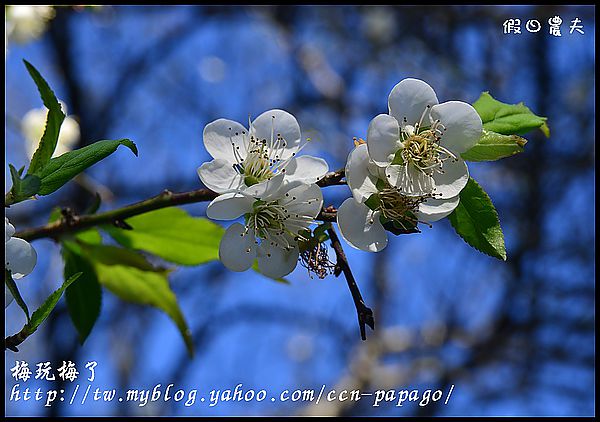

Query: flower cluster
left=198, top=110, right=328, bottom=278
left=199, top=81, right=483, bottom=275
left=337, top=78, right=482, bottom=252
left=5, top=218, right=37, bottom=308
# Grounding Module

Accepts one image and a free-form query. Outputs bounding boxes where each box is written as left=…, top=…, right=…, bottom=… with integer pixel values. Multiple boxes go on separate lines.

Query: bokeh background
left=4, top=5, right=595, bottom=416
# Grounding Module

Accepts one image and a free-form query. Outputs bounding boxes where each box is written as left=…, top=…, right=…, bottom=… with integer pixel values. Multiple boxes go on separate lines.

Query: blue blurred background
left=4, top=5, right=595, bottom=416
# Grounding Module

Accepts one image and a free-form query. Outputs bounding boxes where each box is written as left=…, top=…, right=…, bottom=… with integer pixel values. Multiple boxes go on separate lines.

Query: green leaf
left=5, top=269, right=30, bottom=322
left=23, top=60, right=66, bottom=175
left=65, top=237, right=193, bottom=355
left=364, top=193, right=380, bottom=211
left=62, top=247, right=102, bottom=344
left=33, top=139, right=137, bottom=196
left=6, top=164, right=41, bottom=205
left=75, top=241, right=167, bottom=273
left=104, top=207, right=223, bottom=266
left=76, top=229, right=103, bottom=245
left=313, top=222, right=331, bottom=243
left=60, top=226, right=103, bottom=246
left=382, top=218, right=420, bottom=235
left=472, top=92, right=549, bottom=137
left=391, top=150, right=405, bottom=165
left=84, top=192, right=102, bottom=214
left=93, top=260, right=193, bottom=356
left=298, top=224, right=330, bottom=253
left=48, top=206, right=62, bottom=223
left=461, top=129, right=528, bottom=162
left=448, top=178, right=507, bottom=261
left=24, top=272, right=82, bottom=336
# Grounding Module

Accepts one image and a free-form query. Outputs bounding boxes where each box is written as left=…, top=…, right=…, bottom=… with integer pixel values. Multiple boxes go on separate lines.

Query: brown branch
left=14, top=169, right=345, bottom=242
left=5, top=327, right=29, bottom=352
left=327, top=226, right=374, bottom=341
left=316, top=170, right=346, bottom=187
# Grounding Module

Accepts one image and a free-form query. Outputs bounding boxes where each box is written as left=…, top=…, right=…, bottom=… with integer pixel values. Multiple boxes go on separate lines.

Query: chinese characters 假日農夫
left=503, top=16, right=585, bottom=35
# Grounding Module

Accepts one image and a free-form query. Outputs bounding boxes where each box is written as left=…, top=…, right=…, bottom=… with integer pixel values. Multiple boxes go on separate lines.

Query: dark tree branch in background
left=48, top=8, right=206, bottom=143
left=14, top=169, right=345, bottom=242
left=327, top=226, right=375, bottom=341
left=92, top=16, right=205, bottom=139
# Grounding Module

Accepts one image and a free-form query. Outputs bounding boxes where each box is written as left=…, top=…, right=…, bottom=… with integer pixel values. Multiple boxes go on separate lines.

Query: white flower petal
left=251, top=109, right=301, bottom=159
left=203, top=118, right=248, bottom=162
left=282, top=183, right=323, bottom=221
left=430, top=101, right=483, bottom=154
left=282, top=155, right=329, bottom=185
left=6, top=237, right=37, bottom=279
left=206, top=192, right=254, bottom=221
left=432, top=157, right=469, bottom=199
left=245, top=172, right=286, bottom=200
left=6, top=217, right=15, bottom=242
left=417, top=196, right=460, bottom=222
left=336, top=198, right=388, bottom=252
left=5, top=285, right=14, bottom=308
left=219, top=223, right=256, bottom=272
left=197, top=159, right=244, bottom=193
left=388, top=78, right=439, bottom=126
left=346, top=144, right=379, bottom=203
left=257, top=243, right=299, bottom=278
left=367, top=159, right=387, bottom=181
left=385, top=164, right=435, bottom=197
left=366, top=114, right=401, bottom=166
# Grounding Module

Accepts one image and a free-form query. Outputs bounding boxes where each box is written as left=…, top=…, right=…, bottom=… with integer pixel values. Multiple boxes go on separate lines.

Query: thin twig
left=13, top=169, right=345, bottom=242
left=327, top=226, right=375, bottom=341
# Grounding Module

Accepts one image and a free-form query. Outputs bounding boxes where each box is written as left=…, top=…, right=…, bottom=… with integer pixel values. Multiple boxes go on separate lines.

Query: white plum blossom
left=22, top=101, right=80, bottom=159
left=197, top=109, right=328, bottom=198
left=339, top=78, right=482, bottom=252
left=366, top=78, right=482, bottom=200
left=206, top=182, right=323, bottom=278
left=337, top=144, right=459, bottom=252
left=5, top=6, right=55, bottom=45
left=5, top=217, right=37, bottom=308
